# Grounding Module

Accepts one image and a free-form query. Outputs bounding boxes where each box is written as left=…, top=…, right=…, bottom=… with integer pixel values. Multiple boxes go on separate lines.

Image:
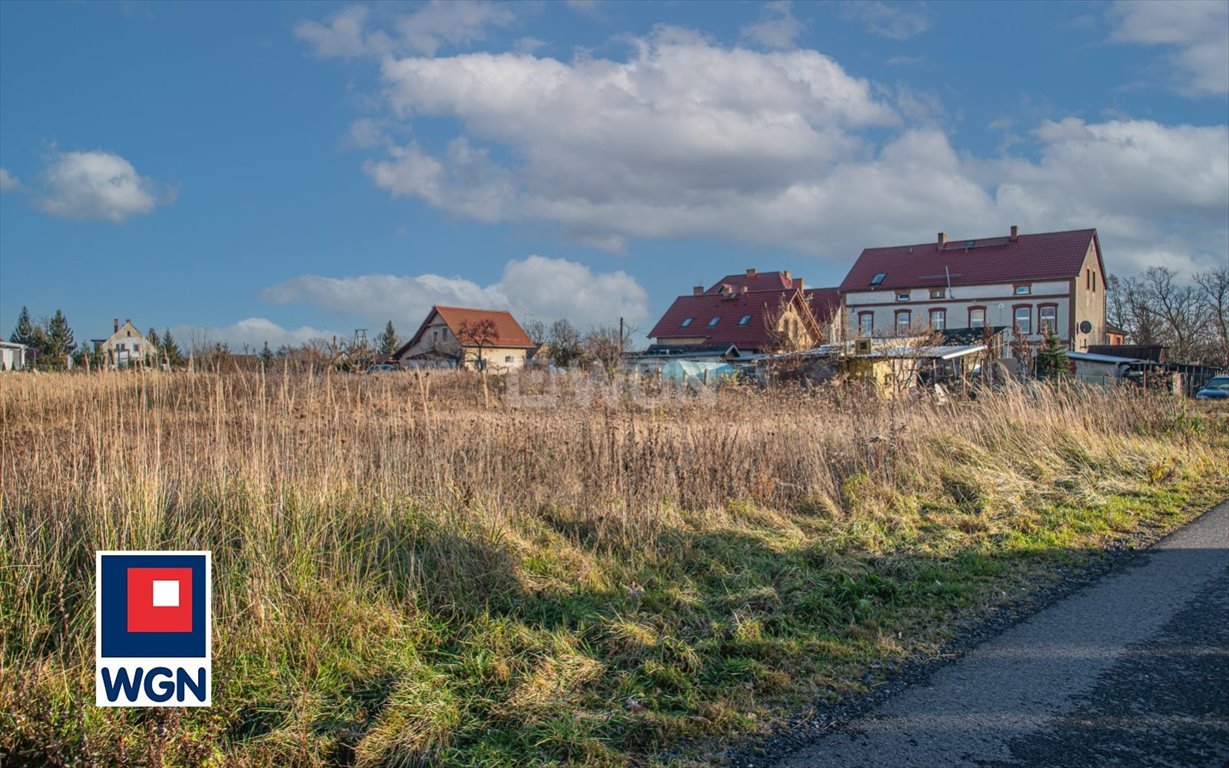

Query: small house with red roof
left=393, top=306, right=536, bottom=371
left=839, top=227, right=1107, bottom=354
left=645, top=269, right=841, bottom=357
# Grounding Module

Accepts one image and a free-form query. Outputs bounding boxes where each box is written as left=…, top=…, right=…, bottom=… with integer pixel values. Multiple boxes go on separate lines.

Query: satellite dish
left=1079, top=320, right=1093, bottom=334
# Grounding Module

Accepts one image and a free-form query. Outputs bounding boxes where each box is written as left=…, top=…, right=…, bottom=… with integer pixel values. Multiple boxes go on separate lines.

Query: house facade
left=646, top=269, right=840, bottom=356
left=0, top=341, right=29, bottom=371
left=839, top=227, right=1107, bottom=354
left=93, top=319, right=154, bottom=367
left=393, top=306, right=536, bottom=371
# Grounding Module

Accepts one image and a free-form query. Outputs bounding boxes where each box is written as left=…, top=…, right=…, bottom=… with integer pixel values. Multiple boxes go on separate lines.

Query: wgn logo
left=95, top=551, right=211, bottom=707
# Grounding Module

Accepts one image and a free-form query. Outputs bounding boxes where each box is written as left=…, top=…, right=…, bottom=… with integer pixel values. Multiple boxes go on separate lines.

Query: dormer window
left=680, top=317, right=693, bottom=328
left=708, top=317, right=720, bottom=328
left=738, top=315, right=752, bottom=326
left=870, top=273, right=886, bottom=286
left=1014, top=283, right=1031, bottom=295
left=896, top=291, right=910, bottom=301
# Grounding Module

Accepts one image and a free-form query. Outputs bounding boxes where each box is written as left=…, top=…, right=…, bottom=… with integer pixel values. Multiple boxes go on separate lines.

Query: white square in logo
left=152, top=580, right=180, bottom=607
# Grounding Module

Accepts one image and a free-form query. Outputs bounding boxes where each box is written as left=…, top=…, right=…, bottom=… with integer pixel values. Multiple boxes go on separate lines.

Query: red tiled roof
left=803, top=287, right=841, bottom=325
left=838, top=228, right=1100, bottom=293
left=399, top=306, right=535, bottom=355
left=706, top=270, right=794, bottom=293
left=648, top=288, right=814, bottom=350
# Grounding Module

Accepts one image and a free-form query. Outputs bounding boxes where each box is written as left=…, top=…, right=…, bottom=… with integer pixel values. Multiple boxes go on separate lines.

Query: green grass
left=2, top=373, right=1227, bottom=767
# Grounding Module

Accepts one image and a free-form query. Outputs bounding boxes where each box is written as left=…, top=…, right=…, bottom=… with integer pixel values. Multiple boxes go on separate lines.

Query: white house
left=0, top=341, right=29, bottom=371
left=839, top=227, right=1107, bottom=356
left=94, top=319, right=154, bottom=367
left=393, top=306, right=537, bottom=371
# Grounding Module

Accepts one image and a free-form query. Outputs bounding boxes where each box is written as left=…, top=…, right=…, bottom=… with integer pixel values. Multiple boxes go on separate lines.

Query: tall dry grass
left=0, top=369, right=1223, bottom=766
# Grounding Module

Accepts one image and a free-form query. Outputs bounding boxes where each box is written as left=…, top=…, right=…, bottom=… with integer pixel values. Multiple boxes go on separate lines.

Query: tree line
left=8, top=306, right=185, bottom=370
left=1107, top=266, right=1228, bottom=367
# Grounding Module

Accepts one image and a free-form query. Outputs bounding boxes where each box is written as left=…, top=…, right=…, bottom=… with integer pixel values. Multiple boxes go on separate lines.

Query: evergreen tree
left=160, top=328, right=183, bottom=367
left=148, top=327, right=161, bottom=352
left=260, top=341, right=274, bottom=367
left=43, top=310, right=76, bottom=368
left=10, top=306, right=36, bottom=346
left=376, top=320, right=399, bottom=356
left=1034, top=330, right=1070, bottom=380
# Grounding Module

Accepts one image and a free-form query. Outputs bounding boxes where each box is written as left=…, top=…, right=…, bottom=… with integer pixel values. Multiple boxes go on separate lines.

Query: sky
left=1, top=0, right=1226, bottom=351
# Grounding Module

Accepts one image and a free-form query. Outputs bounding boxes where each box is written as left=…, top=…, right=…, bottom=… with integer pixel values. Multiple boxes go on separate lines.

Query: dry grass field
left=1, top=369, right=1225, bottom=766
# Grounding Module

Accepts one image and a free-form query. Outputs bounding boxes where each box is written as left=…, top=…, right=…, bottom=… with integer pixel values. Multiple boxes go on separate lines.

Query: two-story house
left=646, top=269, right=840, bottom=357
left=839, top=227, right=1107, bottom=353
left=393, top=306, right=536, bottom=371
left=94, top=319, right=154, bottom=367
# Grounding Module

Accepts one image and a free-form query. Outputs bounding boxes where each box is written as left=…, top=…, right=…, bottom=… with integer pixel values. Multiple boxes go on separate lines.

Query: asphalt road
left=772, top=500, right=1229, bottom=768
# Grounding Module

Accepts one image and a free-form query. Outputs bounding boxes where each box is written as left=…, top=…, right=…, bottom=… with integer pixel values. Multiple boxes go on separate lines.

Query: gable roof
left=803, top=287, right=841, bottom=325
left=647, top=287, right=819, bottom=350
left=839, top=228, right=1101, bottom=293
left=397, top=306, right=535, bottom=357
left=705, top=270, right=795, bottom=293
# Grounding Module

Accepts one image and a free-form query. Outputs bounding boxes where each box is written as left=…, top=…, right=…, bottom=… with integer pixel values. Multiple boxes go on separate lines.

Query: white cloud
left=36, top=150, right=172, bottom=222
left=344, top=117, right=391, bottom=149
left=841, top=1, right=930, bottom=41
left=740, top=1, right=804, bottom=51
left=1110, top=0, right=1229, bottom=96
left=262, top=255, right=648, bottom=330
left=0, top=167, right=19, bottom=191
left=173, top=317, right=341, bottom=352
left=317, top=21, right=1225, bottom=278
left=295, top=1, right=515, bottom=59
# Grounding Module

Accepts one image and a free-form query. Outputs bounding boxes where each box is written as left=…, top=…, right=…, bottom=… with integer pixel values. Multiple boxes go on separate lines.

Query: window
left=680, top=317, right=693, bottom=328
left=1014, top=305, right=1032, bottom=335
left=895, top=310, right=911, bottom=333
left=116, top=343, right=126, bottom=352
left=505, top=355, right=515, bottom=363
left=858, top=312, right=874, bottom=336
left=1039, top=304, right=1057, bottom=335
left=965, top=240, right=976, bottom=248
left=896, top=291, right=910, bottom=301
left=133, top=344, right=140, bottom=353
left=1014, top=283, right=1031, bottom=295
left=930, top=308, right=946, bottom=330
left=1091, top=271, right=1097, bottom=292
left=738, top=314, right=752, bottom=326
left=969, top=307, right=986, bottom=329
left=870, top=273, right=886, bottom=286
left=707, top=317, right=720, bottom=327
left=929, top=288, right=945, bottom=299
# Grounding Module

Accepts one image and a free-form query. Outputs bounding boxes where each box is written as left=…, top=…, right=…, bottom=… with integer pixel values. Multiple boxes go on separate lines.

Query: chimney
left=938, top=232, right=948, bottom=248
left=783, top=270, right=791, bottom=282
left=113, top=318, right=119, bottom=333
left=792, top=277, right=803, bottom=290
left=693, top=285, right=704, bottom=295
left=746, top=268, right=757, bottom=278
left=1010, top=224, right=1019, bottom=241
left=741, top=285, right=749, bottom=294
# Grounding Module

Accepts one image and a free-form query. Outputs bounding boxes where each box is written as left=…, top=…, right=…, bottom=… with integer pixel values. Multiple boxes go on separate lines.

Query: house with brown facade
left=393, top=306, right=536, bottom=371
left=839, top=227, right=1107, bottom=355
left=645, top=269, right=841, bottom=360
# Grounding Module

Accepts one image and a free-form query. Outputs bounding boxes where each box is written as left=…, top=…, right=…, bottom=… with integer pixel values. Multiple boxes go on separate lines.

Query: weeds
left=1, top=370, right=1225, bottom=766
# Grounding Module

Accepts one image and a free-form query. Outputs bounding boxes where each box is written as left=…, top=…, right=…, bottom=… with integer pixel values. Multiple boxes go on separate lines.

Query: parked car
left=366, top=363, right=400, bottom=374
left=1195, top=375, right=1229, bottom=400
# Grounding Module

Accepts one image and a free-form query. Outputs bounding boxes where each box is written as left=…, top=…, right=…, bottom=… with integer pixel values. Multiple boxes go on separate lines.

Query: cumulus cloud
left=841, top=1, right=930, bottom=41
left=262, top=255, right=649, bottom=330
left=173, top=317, right=341, bottom=352
left=0, top=167, right=19, bottom=191
left=36, top=150, right=172, bottom=222
left=1110, top=0, right=1229, bottom=97
left=302, top=14, right=1227, bottom=278
left=740, top=1, right=804, bottom=50
left=296, top=1, right=515, bottom=59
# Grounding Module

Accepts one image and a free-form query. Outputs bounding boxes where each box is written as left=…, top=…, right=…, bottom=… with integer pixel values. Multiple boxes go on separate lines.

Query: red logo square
left=126, top=567, right=193, bottom=633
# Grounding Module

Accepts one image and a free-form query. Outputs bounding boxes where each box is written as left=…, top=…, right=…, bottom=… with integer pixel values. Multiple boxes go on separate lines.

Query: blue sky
left=1, top=0, right=1226, bottom=350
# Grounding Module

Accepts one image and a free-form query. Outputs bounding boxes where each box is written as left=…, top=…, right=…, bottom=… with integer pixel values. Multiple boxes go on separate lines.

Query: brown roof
left=647, top=287, right=826, bottom=352
left=839, top=228, right=1101, bottom=293
left=397, top=306, right=535, bottom=357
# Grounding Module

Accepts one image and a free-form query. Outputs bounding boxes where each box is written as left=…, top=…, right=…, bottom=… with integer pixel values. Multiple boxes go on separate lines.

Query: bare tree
left=456, top=318, right=499, bottom=371
left=1139, top=266, right=1206, bottom=362
left=582, top=325, right=624, bottom=380
left=1195, top=267, right=1229, bottom=368
left=548, top=319, right=582, bottom=369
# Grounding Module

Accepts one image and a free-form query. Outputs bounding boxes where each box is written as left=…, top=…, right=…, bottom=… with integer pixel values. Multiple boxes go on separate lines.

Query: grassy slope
left=1, top=371, right=1225, bottom=767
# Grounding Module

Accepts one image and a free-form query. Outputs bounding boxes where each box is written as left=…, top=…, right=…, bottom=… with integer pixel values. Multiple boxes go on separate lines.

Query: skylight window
left=965, top=240, right=976, bottom=248
left=680, top=317, right=693, bottom=328
left=738, top=314, right=752, bottom=326
left=870, top=273, right=886, bottom=286
left=708, top=317, right=721, bottom=327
